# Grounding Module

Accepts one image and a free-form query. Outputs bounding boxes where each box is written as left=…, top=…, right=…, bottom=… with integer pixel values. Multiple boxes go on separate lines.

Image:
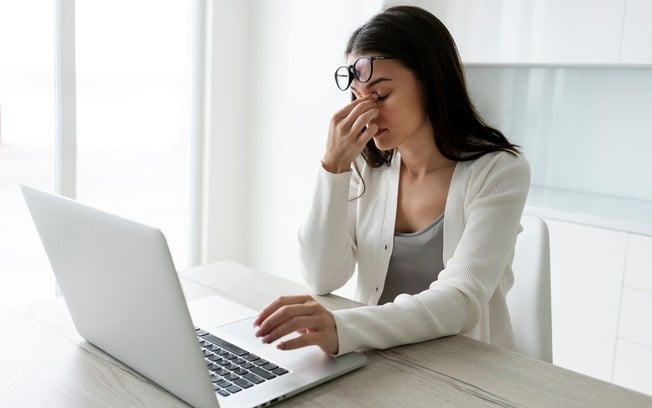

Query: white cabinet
left=407, top=0, right=626, bottom=64
left=613, top=341, right=652, bottom=395
left=624, top=234, right=652, bottom=292
left=399, top=0, right=652, bottom=65
left=613, top=234, right=652, bottom=395
left=545, top=219, right=652, bottom=394
left=620, top=0, right=652, bottom=64
left=545, top=219, right=627, bottom=381
left=618, top=288, right=652, bottom=348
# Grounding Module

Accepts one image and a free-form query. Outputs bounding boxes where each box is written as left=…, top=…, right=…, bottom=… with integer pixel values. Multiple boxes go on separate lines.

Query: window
left=75, top=1, right=191, bottom=269
left=0, top=0, right=56, bottom=307
left=0, top=1, right=192, bottom=308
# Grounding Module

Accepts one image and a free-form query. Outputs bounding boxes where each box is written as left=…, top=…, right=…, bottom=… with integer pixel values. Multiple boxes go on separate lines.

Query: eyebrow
left=351, top=77, right=392, bottom=93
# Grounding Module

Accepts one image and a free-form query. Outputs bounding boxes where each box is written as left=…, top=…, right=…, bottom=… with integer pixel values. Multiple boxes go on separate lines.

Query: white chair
left=508, top=215, right=553, bottom=362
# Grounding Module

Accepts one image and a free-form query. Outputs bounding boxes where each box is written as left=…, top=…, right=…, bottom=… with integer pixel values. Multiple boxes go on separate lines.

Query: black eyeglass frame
left=334, top=56, right=395, bottom=91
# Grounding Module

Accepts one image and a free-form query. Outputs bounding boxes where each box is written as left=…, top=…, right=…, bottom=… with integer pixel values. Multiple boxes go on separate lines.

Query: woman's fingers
left=255, top=304, right=316, bottom=339
left=253, top=295, right=339, bottom=354
left=322, top=94, right=379, bottom=173
left=332, top=94, right=377, bottom=122
left=349, top=108, right=379, bottom=136
left=253, top=295, right=312, bottom=327
left=260, top=315, right=316, bottom=345
left=358, top=122, right=378, bottom=147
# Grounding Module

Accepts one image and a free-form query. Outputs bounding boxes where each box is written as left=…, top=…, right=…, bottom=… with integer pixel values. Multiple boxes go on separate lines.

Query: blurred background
left=1, top=0, right=650, bottom=397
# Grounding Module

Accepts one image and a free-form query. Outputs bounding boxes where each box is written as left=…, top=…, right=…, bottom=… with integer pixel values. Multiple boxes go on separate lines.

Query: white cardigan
left=298, top=150, right=531, bottom=355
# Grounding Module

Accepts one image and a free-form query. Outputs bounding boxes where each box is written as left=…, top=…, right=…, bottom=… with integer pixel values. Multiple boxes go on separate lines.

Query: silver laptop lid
left=21, top=185, right=219, bottom=408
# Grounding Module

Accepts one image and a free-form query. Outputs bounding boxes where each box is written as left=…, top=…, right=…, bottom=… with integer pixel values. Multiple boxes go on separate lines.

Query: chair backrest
left=508, top=215, right=553, bottom=362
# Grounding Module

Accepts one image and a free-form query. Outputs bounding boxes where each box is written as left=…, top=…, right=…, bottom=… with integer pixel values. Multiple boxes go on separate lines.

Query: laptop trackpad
left=188, top=295, right=301, bottom=350
left=188, top=295, right=258, bottom=329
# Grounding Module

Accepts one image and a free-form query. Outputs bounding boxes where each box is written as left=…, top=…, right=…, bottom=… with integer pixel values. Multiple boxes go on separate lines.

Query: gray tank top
left=378, top=214, right=445, bottom=305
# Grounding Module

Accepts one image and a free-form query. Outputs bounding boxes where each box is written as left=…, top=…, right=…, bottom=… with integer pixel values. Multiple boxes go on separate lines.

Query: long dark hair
left=347, top=6, right=519, bottom=167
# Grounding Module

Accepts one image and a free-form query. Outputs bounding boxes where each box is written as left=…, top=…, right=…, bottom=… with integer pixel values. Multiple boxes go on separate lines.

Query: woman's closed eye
left=350, top=90, right=389, bottom=101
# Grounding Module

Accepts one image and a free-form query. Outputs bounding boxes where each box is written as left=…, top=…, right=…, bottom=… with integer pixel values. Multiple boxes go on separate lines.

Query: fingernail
left=262, top=335, right=271, bottom=344
left=277, top=342, right=286, bottom=350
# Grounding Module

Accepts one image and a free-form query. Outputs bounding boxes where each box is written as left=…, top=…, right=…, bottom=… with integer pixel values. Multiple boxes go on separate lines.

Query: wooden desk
left=1, top=261, right=650, bottom=407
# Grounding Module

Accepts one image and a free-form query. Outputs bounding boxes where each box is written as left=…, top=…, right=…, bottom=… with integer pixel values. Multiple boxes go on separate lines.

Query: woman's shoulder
left=453, top=151, right=530, bottom=196
left=460, top=150, right=529, bottom=175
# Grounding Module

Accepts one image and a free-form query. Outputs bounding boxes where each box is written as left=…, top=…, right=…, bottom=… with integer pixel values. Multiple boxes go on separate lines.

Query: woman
left=253, top=5, right=530, bottom=356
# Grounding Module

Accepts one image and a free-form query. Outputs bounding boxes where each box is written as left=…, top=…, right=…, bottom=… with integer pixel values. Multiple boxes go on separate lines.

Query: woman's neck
left=397, top=130, right=454, bottom=178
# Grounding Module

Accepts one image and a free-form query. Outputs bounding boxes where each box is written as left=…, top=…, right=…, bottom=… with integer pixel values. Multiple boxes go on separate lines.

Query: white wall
left=203, top=1, right=384, bottom=284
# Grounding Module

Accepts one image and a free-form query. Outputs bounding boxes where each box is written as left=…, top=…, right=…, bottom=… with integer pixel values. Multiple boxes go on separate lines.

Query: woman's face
left=348, top=54, right=431, bottom=151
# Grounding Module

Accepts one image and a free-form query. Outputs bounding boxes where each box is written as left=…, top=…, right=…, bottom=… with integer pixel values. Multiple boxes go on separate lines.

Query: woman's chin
left=372, top=136, right=395, bottom=151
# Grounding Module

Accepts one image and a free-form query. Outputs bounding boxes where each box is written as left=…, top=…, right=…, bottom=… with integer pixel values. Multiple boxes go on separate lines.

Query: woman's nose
left=360, top=91, right=379, bottom=100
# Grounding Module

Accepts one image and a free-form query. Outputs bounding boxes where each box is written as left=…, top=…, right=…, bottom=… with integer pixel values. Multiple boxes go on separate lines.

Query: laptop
left=21, top=185, right=367, bottom=408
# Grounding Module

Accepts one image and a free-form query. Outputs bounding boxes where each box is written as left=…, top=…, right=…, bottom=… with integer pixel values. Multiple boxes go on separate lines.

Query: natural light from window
left=0, top=1, right=191, bottom=308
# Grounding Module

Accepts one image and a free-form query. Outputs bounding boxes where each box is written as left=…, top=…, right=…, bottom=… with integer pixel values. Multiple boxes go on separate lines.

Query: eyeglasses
left=334, top=56, right=394, bottom=91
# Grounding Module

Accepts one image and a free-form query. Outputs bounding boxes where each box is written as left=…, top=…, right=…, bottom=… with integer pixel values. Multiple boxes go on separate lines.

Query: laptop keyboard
left=195, top=327, right=289, bottom=397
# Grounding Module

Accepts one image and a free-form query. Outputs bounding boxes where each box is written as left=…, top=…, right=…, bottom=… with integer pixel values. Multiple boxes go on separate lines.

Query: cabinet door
left=613, top=233, right=652, bottom=395
left=620, top=0, right=652, bottom=64
left=613, top=340, right=652, bottom=396
left=623, top=233, right=652, bottom=292
left=408, top=0, right=626, bottom=64
left=545, top=219, right=627, bottom=381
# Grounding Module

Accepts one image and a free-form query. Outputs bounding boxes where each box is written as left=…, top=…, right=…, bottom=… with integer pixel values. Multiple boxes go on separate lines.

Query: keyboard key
left=234, top=378, right=253, bottom=389
left=233, top=368, right=248, bottom=376
left=272, top=367, right=289, bottom=376
left=196, top=328, right=288, bottom=394
left=203, top=334, right=248, bottom=356
left=226, top=385, right=242, bottom=394
left=215, top=380, right=231, bottom=388
left=243, top=373, right=265, bottom=384
left=243, top=353, right=260, bottom=361
left=224, top=373, right=238, bottom=381
left=250, top=366, right=276, bottom=380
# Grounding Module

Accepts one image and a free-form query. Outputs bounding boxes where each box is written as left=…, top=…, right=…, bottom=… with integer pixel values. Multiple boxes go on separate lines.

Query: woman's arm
left=298, top=166, right=360, bottom=295
left=299, top=94, right=378, bottom=295
left=333, top=153, right=530, bottom=354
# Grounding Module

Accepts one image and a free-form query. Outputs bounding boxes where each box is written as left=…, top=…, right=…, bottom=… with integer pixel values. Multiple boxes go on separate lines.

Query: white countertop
left=525, top=186, right=652, bottom=236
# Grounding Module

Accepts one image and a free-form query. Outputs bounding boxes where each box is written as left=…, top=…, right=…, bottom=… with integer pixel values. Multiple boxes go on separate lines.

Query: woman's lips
left=375, top=128, right=387, bottom=136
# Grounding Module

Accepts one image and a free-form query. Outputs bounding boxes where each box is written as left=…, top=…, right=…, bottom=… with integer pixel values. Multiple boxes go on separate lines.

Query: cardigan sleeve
left=332, top=153, right=530, bottom=355
left=298, top=166, right=360, bottom=295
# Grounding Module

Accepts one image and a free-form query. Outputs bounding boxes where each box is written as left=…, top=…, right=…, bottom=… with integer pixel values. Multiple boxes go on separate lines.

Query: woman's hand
left=321, top=94, right=379, bottom=173
left=253, top=295, right=339, bottom=355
